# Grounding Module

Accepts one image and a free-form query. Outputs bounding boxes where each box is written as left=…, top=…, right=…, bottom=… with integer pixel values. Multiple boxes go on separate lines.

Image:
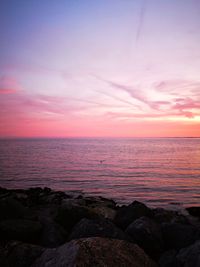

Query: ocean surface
left=0, top=138, right=200, bottom=208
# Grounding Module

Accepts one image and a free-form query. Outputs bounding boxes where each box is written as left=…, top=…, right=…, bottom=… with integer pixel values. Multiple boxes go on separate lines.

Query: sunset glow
left=1, top=0, right=200, bottom=137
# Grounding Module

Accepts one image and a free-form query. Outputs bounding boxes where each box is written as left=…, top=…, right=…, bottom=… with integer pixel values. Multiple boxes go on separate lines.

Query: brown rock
left=32, top=237, right=157, bottom=267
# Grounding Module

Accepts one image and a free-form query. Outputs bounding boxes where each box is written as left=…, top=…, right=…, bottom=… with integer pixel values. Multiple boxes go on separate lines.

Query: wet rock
left=32, top=237, right=157, bottom=267
left=126, top=216, right=163, bottom=259
left=159, top=250, right=180, bottom=267
left=114, top=201, right=153, bottom=229
left=176, top=240, right=200, bottom=267
left=186, top=207, right=200, bottom=218
left=0, top=197, right=28, bottom=221
left=5, top=241, right=44, bottom=267
left=55, top=203, right=97, bottom=231
left=161, top=222, right=198, bottom=250
left=0, top=219, right=43, bottom=242
left=69, top=218, right=130, bottom=241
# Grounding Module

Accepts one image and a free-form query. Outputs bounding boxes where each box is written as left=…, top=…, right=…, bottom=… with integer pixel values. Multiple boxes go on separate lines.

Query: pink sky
left=0, top=0, right=200, bottom=137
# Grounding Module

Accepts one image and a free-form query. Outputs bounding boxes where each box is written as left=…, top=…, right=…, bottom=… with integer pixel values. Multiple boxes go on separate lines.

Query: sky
left=0, top=0, right=200, bottom=137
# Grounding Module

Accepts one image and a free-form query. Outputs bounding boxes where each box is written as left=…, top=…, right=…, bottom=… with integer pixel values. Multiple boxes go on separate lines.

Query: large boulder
left=32, top=237, right=157, bottom=267
left=153, top=208, right=189, bottom=224
left=39, top=218, right=68, bottom=248
left=159, top=240, right=200, bottom=267
left=176, top=240, right=200, bottom=267
left=186, top=207, right=200, bottom=218
left=125, top=216, right=163, bottom=259
left=0, top=197, right=28, bottom=221
left=3, top=241, right=44, bottom=267
left=55, top=203, right=97, bottom=231
left=0, top=219, right=42, bottom=242
left=161, top=222, right=198, bottom=250
left=69, top=218, right=130, bottom=241
left=114, top=201, right=153, bottom=229
left=159, top=250, right=179, bottom=267
left=89, top=205, right=117, bottom=221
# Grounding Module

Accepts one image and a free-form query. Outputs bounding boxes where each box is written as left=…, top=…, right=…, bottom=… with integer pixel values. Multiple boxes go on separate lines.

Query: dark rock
left=83, top=196, right=117, bottom=209
left=0, top=219, right=43, bottom=242
left=176, top=240, right=200, bottom=267
left=0, top=245, right=9, bottom=267
left=186, top=207, right=200, bottom=218
left=114, top=201, right=153, bottom=229
left=125, top=216, right=163, bottom=259
left=161, top=222, right=198, bottom=250
left=39, top=218, right=68, bottom=248
left=0, top=197, right=28, bottom=221
left=5, top=241, right=44, bottom=267
left=32, top=237, right=157, bottom=267
left=55, top=203, right=97, bottom=231
left=89, top=205, right=116, bottom=220
left=159, top=250, right=180, bottom=267
left=69, top=218, right=130, bottom=241
left=153, top=208, right=189, bottom=224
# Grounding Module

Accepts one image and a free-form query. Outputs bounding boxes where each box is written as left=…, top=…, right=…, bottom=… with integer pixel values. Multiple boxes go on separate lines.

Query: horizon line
left=0, top=136, right=200, bottom=139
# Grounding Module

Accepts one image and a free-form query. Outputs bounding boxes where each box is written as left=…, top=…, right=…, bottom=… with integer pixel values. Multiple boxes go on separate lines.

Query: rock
left=0, top=245, right=9, bottom=267
left=125, top=216, right=163, bottom=259
left=83, top=195, right=117, bottom=209
left=0, top=219, right=43, bottom=242
left=186, top=207, right=200, bottom=218
left=69, top=218, right=130, bottom=241
left=114, top=201, right=153, bottom=229
left=0, top=197, right=28, bottom=221
left=89, top=205, right=117, bottom=220
left=161, top=222, right=198, bottom=250
left=55, top=203, right=97, bottom=231
left=159, top=250, right=180, bottom=267
left=5, top=241, right=44, bottom=267
left=32, top=237, right=157, bottom=267
left=153, top=208, right=189, bottom=224
left=39, top=218, right=68, bottom=248
left=176, top=240, right=200, bottom=267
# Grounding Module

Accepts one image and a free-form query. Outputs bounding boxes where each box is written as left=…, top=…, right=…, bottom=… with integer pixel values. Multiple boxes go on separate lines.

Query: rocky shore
left=0, top=187, right=200, bottom=267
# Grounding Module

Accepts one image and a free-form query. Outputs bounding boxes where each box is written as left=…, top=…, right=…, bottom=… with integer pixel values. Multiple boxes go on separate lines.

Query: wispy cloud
left=93, top=75, right=171, bottom=111
left=156, top=79, right=200, bottom=94
left=135, top=0, right=147, bottom=45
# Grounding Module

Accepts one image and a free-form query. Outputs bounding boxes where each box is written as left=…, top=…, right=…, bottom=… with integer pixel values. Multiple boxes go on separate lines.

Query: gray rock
left=126, top=216, right=163, bottom=259
left=114, top=201, right=153, bottom=229
left=32, top=237, right=158, bottom=267
left=69, top=218, right=130, bottom=241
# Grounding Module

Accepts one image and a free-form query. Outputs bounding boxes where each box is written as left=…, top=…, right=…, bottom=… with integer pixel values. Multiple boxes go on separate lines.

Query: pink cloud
left=0, top=76, right=22, bottom=94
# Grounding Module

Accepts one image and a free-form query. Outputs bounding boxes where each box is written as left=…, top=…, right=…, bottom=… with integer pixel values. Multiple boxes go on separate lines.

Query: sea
left=0, top=137, right=200, bottom=208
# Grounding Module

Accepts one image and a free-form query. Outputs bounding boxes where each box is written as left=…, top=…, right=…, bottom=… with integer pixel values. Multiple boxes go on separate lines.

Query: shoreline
left=0, top=186, right=200, bottom=266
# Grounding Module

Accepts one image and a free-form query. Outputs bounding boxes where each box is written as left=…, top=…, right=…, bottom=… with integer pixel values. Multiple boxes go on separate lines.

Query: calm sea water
left=0, top=138, right=200, bottom=208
